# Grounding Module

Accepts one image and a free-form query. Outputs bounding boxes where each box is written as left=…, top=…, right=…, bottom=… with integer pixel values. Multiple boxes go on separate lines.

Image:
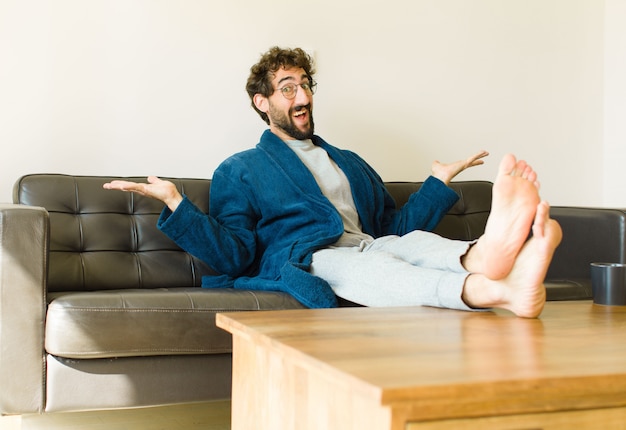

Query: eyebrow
left=277, top=74, right=310, bottom=86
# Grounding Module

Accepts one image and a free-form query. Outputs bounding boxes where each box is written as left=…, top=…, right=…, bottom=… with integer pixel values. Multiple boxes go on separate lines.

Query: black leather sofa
left=1, top=174, right=623, bottom=415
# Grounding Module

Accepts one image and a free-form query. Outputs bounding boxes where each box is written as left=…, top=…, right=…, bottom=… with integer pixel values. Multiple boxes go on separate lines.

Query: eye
left=281, top=85, right=295, bottom=96
left=300, top=83, right=311, bottom=91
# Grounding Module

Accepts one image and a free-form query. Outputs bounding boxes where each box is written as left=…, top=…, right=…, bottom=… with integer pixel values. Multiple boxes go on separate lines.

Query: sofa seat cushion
left=45, top=288, right=305, bottom=359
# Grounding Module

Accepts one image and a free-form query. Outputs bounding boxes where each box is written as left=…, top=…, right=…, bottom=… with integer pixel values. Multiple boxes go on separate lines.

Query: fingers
left=472, top=150, right=490, bottom=160
left=469, top=150, right=489, bottom=162
left=468, top=151, right=487, bottom=166
left=104, top=178, right=162, bottom=190
left=103, top=180, right=128, bottom=191
left=147, top=176, right=162, bottom=184
left=464, top=150, right=489, bottom=169
left=103, top=180, right=146, bottom=194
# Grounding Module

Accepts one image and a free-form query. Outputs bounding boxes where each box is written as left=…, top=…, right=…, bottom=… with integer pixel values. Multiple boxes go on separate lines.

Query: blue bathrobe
left=158, top=130, right=459, bottom=308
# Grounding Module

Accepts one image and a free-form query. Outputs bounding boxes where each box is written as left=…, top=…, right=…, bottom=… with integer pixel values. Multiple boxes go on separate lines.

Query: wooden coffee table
left=217, top=302, right=626, bottom=429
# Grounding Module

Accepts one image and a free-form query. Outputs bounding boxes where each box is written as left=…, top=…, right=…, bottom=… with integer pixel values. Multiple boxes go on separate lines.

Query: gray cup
left=591, top=262, right=626, bottom=306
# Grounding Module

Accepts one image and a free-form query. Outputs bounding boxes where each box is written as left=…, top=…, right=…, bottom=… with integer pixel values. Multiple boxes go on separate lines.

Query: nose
left=294, top=84, right=311, bottom=105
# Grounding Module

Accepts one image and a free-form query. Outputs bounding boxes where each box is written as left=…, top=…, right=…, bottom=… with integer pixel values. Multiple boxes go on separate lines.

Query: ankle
left=461, top=241, right=482, bottom=274
left=462, top=275, right=505, bottom=310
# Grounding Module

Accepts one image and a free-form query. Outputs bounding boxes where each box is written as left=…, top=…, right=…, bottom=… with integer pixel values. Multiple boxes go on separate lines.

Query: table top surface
left=217, top=301, right=626, bottom=408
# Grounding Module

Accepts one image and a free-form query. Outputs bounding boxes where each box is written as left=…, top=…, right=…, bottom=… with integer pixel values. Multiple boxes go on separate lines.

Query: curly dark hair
left=246, top=46, right=316, bottom=124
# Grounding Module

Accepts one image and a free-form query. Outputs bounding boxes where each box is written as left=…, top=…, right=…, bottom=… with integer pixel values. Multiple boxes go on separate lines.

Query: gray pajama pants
left=310, top=230, right=475, bottom=311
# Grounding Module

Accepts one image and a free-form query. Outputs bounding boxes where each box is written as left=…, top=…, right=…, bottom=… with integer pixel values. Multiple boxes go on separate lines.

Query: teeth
left=294, top=110, right=306, bottom=117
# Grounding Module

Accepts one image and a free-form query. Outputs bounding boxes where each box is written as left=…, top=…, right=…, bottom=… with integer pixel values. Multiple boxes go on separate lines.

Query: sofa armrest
left=545, top=206, right=626, bottom=301
left=0, top=204, right=48, bottom=414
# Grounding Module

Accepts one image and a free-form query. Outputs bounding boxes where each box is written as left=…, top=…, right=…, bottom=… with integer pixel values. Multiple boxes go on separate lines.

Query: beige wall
left=604, top=0, right=626, bottom=207
left=0, top=0, right=622, bottom=207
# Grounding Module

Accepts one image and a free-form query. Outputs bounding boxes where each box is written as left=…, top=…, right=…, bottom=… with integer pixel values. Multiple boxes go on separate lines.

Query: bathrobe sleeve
left=157, top=169, right=258, bottom=278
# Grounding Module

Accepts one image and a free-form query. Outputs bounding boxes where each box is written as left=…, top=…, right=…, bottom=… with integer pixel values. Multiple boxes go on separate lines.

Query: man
left=104, top=47, right=562, bottom=318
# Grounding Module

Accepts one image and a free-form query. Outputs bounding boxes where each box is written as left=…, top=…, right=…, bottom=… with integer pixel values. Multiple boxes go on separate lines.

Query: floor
left=0, top=400, right=231, bottom=430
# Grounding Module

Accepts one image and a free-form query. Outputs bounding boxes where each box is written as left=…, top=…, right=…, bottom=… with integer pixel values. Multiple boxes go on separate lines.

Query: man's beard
left=269, top=103, right=315, bottom=140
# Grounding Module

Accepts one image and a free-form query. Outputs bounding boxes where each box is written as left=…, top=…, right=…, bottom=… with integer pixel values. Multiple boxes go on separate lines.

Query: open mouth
left=293, top=107, right=309, bottom=125
left=293, top=108, right=307, bottom=117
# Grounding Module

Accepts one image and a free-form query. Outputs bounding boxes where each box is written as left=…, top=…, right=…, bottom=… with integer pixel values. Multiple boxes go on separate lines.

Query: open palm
left=103, top=176, right=183, bottom=211
left=431, top=150, right=489, bottom=185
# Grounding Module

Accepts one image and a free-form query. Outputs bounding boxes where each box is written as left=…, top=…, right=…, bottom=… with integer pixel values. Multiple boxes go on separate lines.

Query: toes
left=506, top=159, right=536, bottom=183
left=508, top=157, right=540, bottom=189
left=531, top=202, right=549, bottom=238
left=537, top=201, right=550, bottom=219
left=497, top=155, right=539, bottom=185
left=514, top=160, right=528, bottom=177
left=498, top=154, right=517, bottom=176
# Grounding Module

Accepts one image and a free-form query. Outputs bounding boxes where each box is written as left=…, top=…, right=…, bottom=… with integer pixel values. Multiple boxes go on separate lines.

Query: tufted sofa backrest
left=14, top=175, right=492, bottom=293
left=14, top=174, right=218, bottom=293
left=385, top=181, right=492, bottom=241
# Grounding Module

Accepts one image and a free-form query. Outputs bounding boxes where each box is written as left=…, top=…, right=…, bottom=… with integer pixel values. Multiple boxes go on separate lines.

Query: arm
left=546, top=206, right=626, bottom=300
left=0, top=204, right=48, bottom=414
left=104, top=175, right=257, bottom=277
left=386, top=176, right=460, bottom=234
left=382, top=151, right=488, bottom=235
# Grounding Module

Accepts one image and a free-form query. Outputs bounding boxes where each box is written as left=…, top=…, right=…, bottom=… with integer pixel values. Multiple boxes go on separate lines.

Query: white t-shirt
left=286, top=139, right=374, bottom=247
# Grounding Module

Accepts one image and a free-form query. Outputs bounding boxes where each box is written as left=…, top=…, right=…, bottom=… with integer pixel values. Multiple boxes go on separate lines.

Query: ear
left=253, top=94, right=269, bottom=113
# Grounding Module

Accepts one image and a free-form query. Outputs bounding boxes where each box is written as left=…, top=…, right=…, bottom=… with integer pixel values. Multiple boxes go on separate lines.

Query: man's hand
left=431, top=150, right=489, bottom=185
left=103, top=176, right=184, bottom=212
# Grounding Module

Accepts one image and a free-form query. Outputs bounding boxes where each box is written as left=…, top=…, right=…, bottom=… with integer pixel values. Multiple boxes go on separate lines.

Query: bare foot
left=463, top=201, right=562, bottom=318
left=463, top=154, right=541, bottom=279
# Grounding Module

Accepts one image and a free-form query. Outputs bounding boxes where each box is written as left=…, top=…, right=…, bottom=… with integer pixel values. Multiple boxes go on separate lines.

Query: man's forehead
left=272, top=67, right=308, bottom=84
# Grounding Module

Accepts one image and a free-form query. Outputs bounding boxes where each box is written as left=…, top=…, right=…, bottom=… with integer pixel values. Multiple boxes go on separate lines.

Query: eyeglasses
left=275, top=81, right=317, bottom=100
